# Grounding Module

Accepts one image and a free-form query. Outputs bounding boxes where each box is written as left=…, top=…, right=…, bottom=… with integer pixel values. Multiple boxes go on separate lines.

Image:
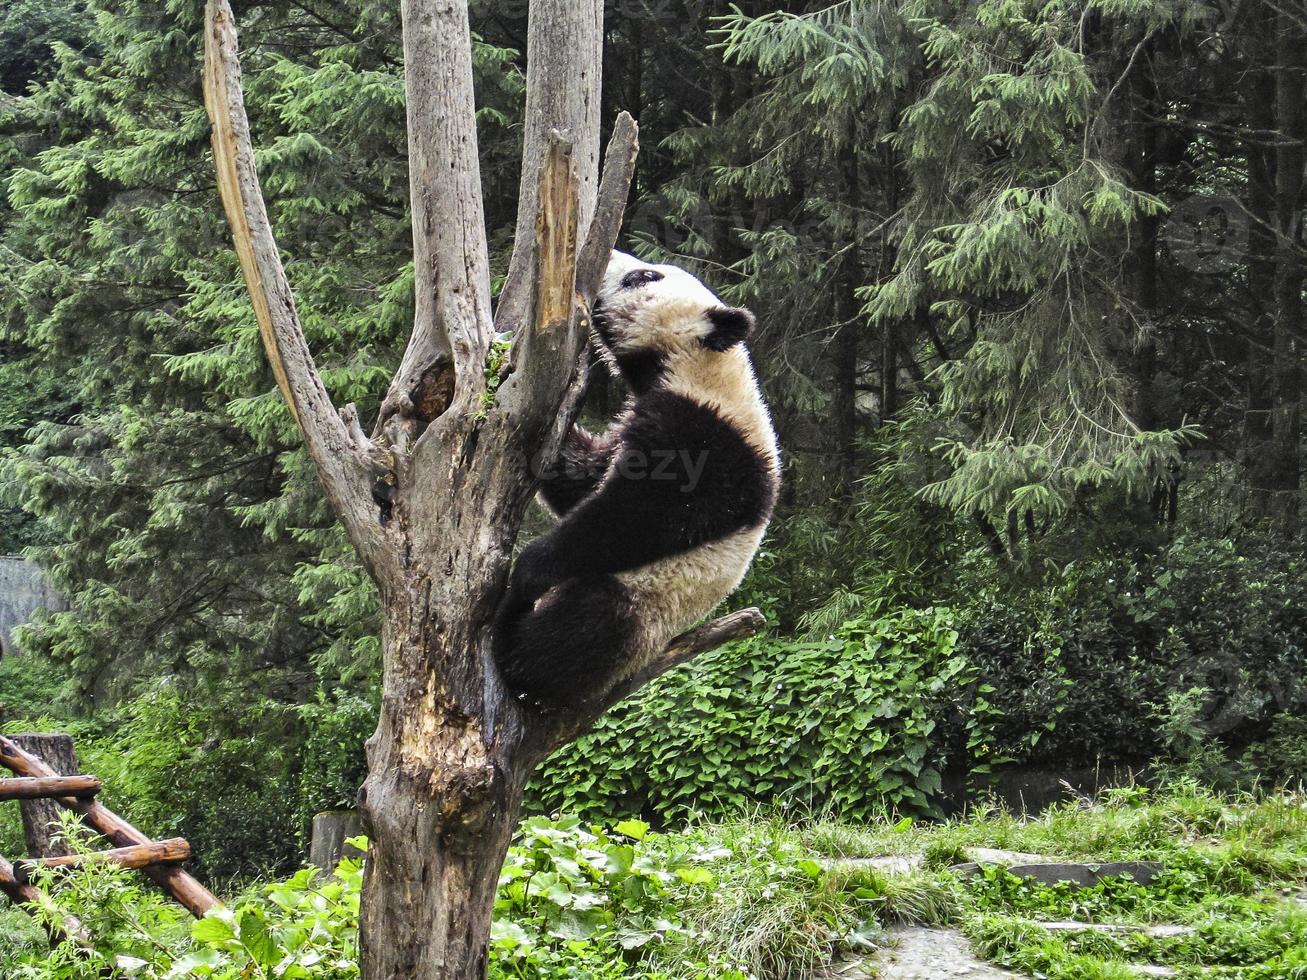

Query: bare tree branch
left=541, top=608, right=767, bottom=752
left=374, top=0, right=496, bottom=451
left=495, top=0, right=603, bottom=336
left=577, top=112, right=639, bottom=303
left=523, top=113, right=640, bottom=458
left=625, top=607, right=767, bottom=697
left=202, top=0, right=391, bottom=571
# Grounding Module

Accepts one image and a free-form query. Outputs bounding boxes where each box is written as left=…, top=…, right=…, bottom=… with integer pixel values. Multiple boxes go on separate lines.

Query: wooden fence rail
left=0, top=776, right=101, bottom=801
left=0, top=734, right=219, bottom=921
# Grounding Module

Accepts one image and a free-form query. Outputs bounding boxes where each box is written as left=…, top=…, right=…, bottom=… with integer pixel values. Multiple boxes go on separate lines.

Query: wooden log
left=0, top=776, right=100, bottom=801
left=11, top=734, right=78, bottom=859
left=0, top=735, right=220, bottom=917
left=17, top=838, right=191, bottom=880
left=0, top=851, right=48, bottom=908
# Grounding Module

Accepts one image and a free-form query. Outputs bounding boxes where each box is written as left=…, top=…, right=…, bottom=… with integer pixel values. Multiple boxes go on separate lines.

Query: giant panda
left=494, top=250, right=781, bottom=708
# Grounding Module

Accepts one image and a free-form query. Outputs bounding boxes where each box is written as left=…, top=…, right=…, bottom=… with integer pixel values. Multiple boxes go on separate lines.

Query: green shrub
left=953, top=536, right=1307, bottom=772
left=3, top=677, right=378, bottom=885
left=293, top=692, right=376, bottom=835
left=2, top=817, right=871, bottom=980
left=531, top=606, right=995, bottom=822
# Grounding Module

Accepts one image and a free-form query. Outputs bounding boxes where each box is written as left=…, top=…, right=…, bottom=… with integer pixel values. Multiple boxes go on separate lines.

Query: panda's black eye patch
left=620, top=269, right=664, bottom=290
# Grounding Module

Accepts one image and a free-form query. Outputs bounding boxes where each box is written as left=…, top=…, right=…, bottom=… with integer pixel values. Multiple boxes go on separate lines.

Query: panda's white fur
left=494, top=251, right=780, bottom=707
left=595, top=253, right=779, bottom=648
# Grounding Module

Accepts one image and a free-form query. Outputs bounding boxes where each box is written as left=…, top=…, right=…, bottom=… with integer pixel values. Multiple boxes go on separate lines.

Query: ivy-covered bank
left=2, top=786, right=1305, bottom=979
left=533, top=535, right=1307, bottom=825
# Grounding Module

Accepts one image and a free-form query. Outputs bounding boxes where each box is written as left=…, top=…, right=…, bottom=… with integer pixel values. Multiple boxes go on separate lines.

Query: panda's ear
left=704, top=307, right=755, bottom=352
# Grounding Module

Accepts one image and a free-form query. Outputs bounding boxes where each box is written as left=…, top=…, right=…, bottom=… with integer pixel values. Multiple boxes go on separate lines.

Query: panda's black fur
left=493, top=252, right=780, bottom=708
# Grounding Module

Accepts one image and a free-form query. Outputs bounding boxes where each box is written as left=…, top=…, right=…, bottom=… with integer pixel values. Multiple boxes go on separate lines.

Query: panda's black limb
left=537, top=426, right=617, bottom=518
left=495, top=576, right=635, bottom=708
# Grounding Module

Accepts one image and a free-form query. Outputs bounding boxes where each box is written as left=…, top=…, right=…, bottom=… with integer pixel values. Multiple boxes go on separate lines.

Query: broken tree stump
left=12, top=733, right=78, bottom=859
left=308, top=810, right=364, bottom=873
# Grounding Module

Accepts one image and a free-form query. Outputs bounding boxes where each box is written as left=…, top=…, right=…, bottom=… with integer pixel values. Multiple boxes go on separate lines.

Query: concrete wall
left=0, top=557, right=66, bottom=657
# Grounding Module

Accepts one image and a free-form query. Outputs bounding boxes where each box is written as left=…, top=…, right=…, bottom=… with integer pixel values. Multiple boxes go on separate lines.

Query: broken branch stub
left=576, top=112, right=639, bottom=304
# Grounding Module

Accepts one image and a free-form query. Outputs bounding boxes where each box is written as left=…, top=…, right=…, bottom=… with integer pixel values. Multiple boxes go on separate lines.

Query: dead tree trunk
left=202, top=2, right=763, bottom=977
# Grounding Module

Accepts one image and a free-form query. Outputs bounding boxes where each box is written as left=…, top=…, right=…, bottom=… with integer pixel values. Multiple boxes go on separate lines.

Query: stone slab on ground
left=951, top=860, right=1163, bottom=888
left=823, top=847, right=1052, bottom=878
left=1039, top=921, right=1192, bottom=938
left=823, top=854, right=924, bottom=875
left=962, top=847, right=1052, bottom=866
left=821, top=924, right=1188, bottom=979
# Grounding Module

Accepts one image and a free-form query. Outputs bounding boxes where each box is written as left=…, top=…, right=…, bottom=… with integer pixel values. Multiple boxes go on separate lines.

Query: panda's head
left=592, top=251, right=755, bottom=391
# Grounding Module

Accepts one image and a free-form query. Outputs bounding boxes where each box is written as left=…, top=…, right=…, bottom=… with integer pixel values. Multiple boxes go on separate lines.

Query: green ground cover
left=1, top=783, right=1303, bottom=978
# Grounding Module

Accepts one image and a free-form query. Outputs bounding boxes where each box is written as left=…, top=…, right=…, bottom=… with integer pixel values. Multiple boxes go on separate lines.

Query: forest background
left=1, top=0, right=1305, bottom=883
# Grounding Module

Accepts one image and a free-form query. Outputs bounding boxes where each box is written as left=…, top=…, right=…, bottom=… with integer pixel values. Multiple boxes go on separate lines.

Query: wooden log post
left=12, top=734, right=78, bottom=859
left=308, top=810, right=364, bottom=874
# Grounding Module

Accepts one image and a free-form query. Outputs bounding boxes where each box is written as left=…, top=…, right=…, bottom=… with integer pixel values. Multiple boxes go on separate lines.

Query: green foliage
left=533, top=607, right=997, bottom=822
left=6, top=787, right=1306, bottom=979
left=534, top=530, right=1307, bottom=828
left=2, top=818, right=872, bottom=980
left=0, top=0, right=92, bottom=94
left=178, top=852, right=364, bottom=979
left=1, top=681, right=376, bottom=884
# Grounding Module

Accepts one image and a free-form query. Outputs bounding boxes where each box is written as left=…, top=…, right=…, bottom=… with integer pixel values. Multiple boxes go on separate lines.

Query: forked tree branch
left=203, top=0, right=390, bottom=570
left=497, top=114, right=639, bottom=450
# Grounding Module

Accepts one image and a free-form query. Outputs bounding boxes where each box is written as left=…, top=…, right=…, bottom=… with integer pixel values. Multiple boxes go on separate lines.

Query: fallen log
left=0, top=776, right=100, bottom=801
left=0, top=735, right=219, bottom=917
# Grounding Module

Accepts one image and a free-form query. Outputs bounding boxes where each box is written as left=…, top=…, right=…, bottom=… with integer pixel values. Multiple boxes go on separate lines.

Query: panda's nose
left=620, top=269, right=665, bottom=290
